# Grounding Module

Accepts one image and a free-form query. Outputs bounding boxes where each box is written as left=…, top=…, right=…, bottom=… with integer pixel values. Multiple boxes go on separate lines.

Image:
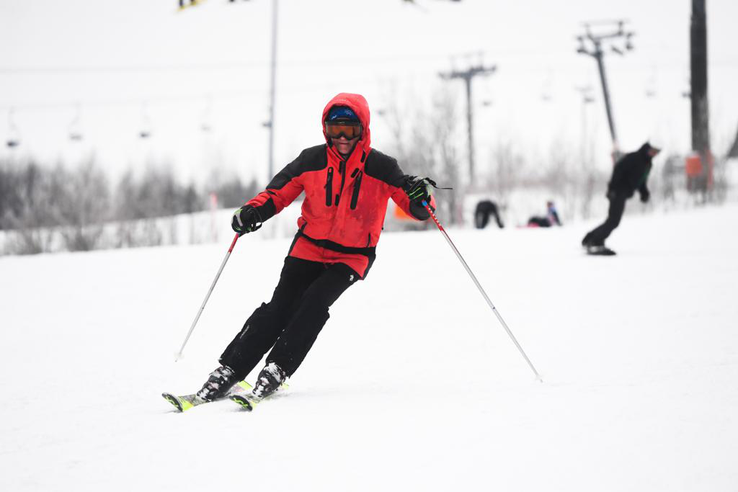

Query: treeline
left=0, top=157, right=260, bottom=254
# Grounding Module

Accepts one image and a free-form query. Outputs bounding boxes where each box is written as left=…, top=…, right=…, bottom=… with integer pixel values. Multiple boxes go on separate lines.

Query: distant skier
left=195, top=93, right=437, bottom=402
left=582, top=142, right=660, bottom=255
left=474, top=199, right=504, bottom=229
left=527, top=200, right=562, bottom=228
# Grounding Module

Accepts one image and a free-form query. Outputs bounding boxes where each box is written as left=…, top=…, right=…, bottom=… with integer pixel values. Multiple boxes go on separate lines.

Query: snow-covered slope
left=1, top=204, right=737, bottom=491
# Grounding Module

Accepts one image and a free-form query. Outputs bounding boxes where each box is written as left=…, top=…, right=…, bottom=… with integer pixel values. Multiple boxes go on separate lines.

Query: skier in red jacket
left=195, top=93, right=437, bottom=401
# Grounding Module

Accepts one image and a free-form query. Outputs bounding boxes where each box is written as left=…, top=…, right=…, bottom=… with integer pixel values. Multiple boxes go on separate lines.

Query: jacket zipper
left=350, top=170, right=363, bottom=210
left=325, top=167, right=333, bottom=206
left=336, top=160, right=346, bottom=206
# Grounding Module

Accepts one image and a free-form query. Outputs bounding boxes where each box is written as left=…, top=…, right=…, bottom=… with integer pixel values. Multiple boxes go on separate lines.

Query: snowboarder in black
left=582, top=142, right=660, bottom=255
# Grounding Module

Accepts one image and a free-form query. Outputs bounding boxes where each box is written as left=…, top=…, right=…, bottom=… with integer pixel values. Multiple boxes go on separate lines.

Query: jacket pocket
left=350, top=170, right=363, bottom=210
left=325, top=167, right=334, bottom=207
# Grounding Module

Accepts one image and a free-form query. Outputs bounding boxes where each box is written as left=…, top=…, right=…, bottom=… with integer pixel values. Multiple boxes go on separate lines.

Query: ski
left=162, top=380, right=252, bottom=412
left=229, top=383, right=289, bottom=412
left=229, top=394, right=257, bottom=411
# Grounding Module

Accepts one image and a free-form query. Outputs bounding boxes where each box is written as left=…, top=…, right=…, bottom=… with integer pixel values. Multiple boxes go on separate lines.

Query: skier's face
left=331, top=135, right=360, bottom=157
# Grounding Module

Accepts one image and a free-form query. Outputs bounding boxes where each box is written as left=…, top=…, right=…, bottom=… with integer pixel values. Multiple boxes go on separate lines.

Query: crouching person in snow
left=196, top=93, right=437, bottom=402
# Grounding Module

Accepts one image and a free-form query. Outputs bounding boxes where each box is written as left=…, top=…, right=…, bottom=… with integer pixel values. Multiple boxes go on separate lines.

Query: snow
left=1, top=204, right=738, bottom=491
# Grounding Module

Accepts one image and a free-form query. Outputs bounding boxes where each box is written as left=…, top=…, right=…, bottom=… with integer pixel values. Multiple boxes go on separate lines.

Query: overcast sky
left=1, top=0, right=737, bottom=185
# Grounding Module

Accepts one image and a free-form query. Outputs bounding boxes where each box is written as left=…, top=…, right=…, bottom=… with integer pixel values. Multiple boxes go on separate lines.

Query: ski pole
left=422, top=201, right=543, bottom=382
left=175, top=233, right=240, bottom=361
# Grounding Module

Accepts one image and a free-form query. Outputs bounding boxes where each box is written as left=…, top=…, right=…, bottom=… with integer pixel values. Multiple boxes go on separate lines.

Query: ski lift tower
left=439, top=62, right=496, bottom=182
left=690, top=0, right=712, bottom=195
left=576, top=20, right=634, bottom=162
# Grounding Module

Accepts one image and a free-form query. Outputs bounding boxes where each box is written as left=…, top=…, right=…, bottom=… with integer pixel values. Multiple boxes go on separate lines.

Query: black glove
left=606, top=190, right=617, bottom=200
left=640, top=190, right=650, bottom=203
left=403, top=176, right=435, bottom=205
left=231, top=206, right=262, bottom=235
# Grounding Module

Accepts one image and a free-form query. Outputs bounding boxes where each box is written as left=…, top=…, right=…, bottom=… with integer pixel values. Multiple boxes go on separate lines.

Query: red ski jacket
left=245, top=93, right=433, bottom=278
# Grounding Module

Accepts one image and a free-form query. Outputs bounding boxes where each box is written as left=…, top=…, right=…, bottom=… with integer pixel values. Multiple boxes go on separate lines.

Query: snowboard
left=586, top=245, right=616, bottom=256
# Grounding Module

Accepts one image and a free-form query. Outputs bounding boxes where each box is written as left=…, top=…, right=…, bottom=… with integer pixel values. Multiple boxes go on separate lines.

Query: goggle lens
left=325, top=122, right=362, bottom=140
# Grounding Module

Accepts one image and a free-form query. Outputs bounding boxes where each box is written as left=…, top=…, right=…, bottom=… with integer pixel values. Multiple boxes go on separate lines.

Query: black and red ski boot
left=252, top=362, right=286, bottom=399
left=196, top=365, right=239, bottom=402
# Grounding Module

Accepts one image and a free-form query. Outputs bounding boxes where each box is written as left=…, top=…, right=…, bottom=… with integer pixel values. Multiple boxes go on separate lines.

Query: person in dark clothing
left=527, top=201, right=562, bottom=228
left=582, top=142, right=661, bottom=255
left=193, top=93, right=437, bottom=403
left=474, top=200, right=504, bottom=229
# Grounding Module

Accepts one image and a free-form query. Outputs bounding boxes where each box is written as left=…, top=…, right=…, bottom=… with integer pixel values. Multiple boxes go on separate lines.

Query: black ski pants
left=220, top=257, right=358, bottom=379
left=527, top=216, right=552, bottom=228
left=584, top=193, right=628, bottom=246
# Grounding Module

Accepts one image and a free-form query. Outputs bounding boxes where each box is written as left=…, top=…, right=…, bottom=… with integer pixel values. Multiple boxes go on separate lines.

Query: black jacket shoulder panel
left=364, top=149, right=405, bottom=188
left=268, top=144, right=328, bottom=190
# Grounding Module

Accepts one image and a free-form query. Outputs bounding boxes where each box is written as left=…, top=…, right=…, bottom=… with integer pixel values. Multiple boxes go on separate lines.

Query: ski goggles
left=324, top=121, right=362, bottom=140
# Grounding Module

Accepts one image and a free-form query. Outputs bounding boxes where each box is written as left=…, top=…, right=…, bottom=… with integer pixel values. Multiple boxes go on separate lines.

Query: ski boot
left=196, top=365, right=239, bottom=402
left=252, top=362, right=286, bottom=399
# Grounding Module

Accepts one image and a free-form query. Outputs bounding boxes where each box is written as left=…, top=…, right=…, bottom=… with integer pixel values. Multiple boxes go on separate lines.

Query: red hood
left=322, top=92, right=371, bottom=155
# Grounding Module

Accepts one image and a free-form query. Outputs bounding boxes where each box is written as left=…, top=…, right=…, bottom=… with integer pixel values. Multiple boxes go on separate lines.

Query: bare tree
left=3, top=160, right=61, bottom=254
left=111, top=164, right=207, bottom=248
left=208, top=171, right=260, bottom=209
left=487, top=139, right=526, bottom=208
left=56, top=159, right=111, bottom=252
left=0, top=160, right=18, bottom=230
left=383, top=86, right=463, bottom=225
left=114, top=169, right=165, bottom=248
left=429, top=90, right=462, bottom=224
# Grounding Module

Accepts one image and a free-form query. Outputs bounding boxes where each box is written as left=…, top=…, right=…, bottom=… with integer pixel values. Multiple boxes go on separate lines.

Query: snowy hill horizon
left=1, top=203, right=737, bottom=491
